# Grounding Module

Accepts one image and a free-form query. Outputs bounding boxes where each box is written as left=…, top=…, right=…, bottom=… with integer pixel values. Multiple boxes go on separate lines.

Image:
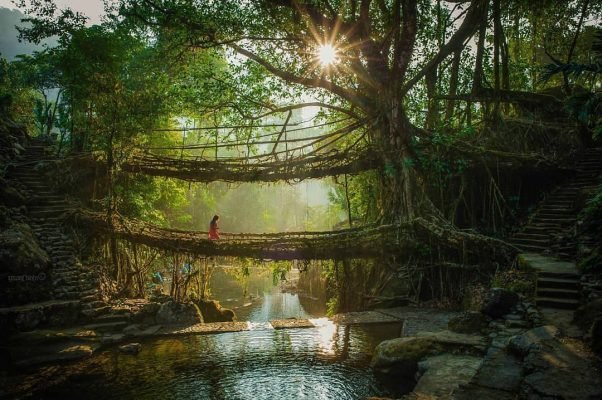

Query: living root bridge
left=121, top=150, right=381, bottom=182
left=68, top=210, right=517, bottom=264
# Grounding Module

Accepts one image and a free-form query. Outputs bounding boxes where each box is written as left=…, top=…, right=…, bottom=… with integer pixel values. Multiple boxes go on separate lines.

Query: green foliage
left=270, top=261, right=291, bottom=286
left=326, top=297, right=338, bottom=317
left=461, top=282, right=488, bottom=312
left=491, top=268, right=537, bottom=298
left=578, top=183, right=602, bottom=273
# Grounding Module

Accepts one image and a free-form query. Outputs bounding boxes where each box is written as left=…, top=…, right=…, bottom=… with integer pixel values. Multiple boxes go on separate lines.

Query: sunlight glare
left=318, top=44, right=338, bottom=66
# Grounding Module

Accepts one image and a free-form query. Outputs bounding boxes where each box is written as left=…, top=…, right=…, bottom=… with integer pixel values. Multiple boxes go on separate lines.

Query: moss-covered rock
left=0, top=223, right=49, bottom=274
left=0, top=178, right=25, bottom=207
left=155, top=301, right=201, bottom=325
left=371, top=336, right=440, bottom=376
left=448, top=311, right=486, bottom=334
left=371, top=330, right=487, bottom=378
left=195, top=299, right=236, bottom=323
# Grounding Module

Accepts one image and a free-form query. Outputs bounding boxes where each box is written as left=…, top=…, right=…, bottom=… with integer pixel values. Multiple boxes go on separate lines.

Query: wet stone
left=119, top=343, right=142, bottom=355
left=471, top=347, right=523, bottom=392
left=414, top=354, right=482, bottom=399
left=270, top=318, right=315, bottom=329
left=331, top=310, right=401, bottom=325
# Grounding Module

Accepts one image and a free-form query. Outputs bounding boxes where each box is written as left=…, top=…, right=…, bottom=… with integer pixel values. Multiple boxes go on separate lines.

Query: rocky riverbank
left=370, top=290, right=602, bottom=400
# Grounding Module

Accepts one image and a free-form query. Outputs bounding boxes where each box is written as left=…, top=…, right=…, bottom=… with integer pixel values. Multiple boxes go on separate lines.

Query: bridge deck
left=72, top=210, right=404, bottom=260
left=69, top=210, right=516, bottom=263
left=121, top=150, right=380, bottom=183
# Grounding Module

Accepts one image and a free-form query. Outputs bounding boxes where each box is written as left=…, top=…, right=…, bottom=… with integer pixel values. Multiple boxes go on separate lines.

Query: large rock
left=196, top=299, right=236, bottom=323
left=573, top=299, right=602, bottom=330
left=481, top=288, right=519, bottom=318
left=414, top=354, right=482, bottom=398
left=9, top=341, right=99, bottom=368
left=155, top=301, right=201, bottom=325
left=119, top=343, right=142, bottom=355
left=519, top=332, right=602, bottom=399
left=508, top=325, right=559, bottom=356
left=131, top=302, right=161, bottom=324
left=0, top=300, right=80, bottom=336
left=0, top=223, right=49, bottom=273
left=371, top=331, right=486, bottom=377
left=371, top=336, right=438, bottom=376
left=0, top=179, right=25, bottom=207
left=448, top=311, right=486, bottom=334
left=590, top=318, right=602, bottom=354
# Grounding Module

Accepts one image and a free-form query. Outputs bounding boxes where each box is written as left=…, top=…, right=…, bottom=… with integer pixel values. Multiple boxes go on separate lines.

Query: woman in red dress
left=208, top=215, right=220, bottom=240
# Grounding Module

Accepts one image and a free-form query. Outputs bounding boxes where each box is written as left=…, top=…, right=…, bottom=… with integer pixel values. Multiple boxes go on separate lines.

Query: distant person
left=208, top=215, right=220, bottom=240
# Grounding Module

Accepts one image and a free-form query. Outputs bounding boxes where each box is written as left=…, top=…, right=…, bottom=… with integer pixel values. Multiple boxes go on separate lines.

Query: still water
left=19, top=266, right=404, bottom=399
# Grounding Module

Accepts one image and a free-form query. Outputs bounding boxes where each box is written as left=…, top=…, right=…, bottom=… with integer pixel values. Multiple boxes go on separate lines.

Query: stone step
left=512, top=238, right=549, bottom=245
left=81, top=306, right=111, bottom=318
left=30, top=207, right=69, bottom=213
left=536, top=288, right=580, bottom=299
left=535, top=297, right=579, bottom=310
left=82, top=321, right=128, bottom=332
left=29, top=209, right=67, bottom=217
left=514, top=243, right=547, bottom=252
left=81, top=294, right=100, bottom=303
left=514, top=233, right=549, bottom=239
left=538, top=277, right=581, bottom=290
left=91, top=313, right=130, bottom=324
left=539, top=270, right=581, bottom=280
left=522, top=228, right=562, bottom=236
left=85, top=300, right=107, bottom=309
left=530, top=220, right=573, bottom=226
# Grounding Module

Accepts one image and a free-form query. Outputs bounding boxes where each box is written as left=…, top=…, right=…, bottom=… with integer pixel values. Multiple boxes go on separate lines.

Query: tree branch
left=229, top=43, right=369, bottom=110
left=401, top=0, right=488, bottom=94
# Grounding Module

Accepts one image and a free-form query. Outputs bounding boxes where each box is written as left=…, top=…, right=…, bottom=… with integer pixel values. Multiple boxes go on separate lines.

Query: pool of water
left=31, top=323, right=403, bottom=399
left=9, top=266, right=406, bottom=399
left=209, top=266, right=327, bottom=321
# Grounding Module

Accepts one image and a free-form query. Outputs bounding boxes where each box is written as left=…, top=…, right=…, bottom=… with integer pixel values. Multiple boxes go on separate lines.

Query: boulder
left=13, top=308, right=44, bottom=331
left=119, top=343, right=142, bottom=355
left=481, top=288, right=519, bottom=318
left=448, top=311, right=485, bottom=334
left=371, top=336, right=439, bottom=377
left=590, top=318, right=602, bottom=354
left=371, top=331, right=486, bottom=377
left=0, top=223, right=49, bottom=273
left=507, top=325, right=559, bottom=356
left=155, top=301, right=200, bottom=325
left=131, top=302, right=161, bottom=324
left=0, top=180, right=25, bottom=207
left=11, top=342, right=98, bottom=368
left=196, top=299, right=236, bottom=323
left=414, top=354, right=482, bottom=398
left=573, top=299, right=602, bottom=330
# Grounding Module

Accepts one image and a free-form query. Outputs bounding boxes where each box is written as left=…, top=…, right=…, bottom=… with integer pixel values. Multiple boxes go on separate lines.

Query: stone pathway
left=510, top=147, right=602, bottom=258
left=520, top=252, right=581, bottom=311
left=6, top=141, right=104, bottom=319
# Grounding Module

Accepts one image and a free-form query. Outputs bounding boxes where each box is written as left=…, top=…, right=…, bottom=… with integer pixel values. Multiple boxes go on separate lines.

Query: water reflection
left=210, top=265, right=326, bottom=322
left=20, top=265, right=406, bottom=399
left=32, top=323, right=402, bottom=400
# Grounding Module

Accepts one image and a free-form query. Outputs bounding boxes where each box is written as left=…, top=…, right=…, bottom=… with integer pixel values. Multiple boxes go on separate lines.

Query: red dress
left=208, top=221, right=220, bottom=240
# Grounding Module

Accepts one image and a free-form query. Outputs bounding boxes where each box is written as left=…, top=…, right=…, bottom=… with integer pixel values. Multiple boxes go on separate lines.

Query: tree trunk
left=378, top=100, right=415, bottom=223
left=426, top=68, right=438, bottom=130
left=493, top=0, right=501, bottom=117
left=445, top=49, right=461, bottom=122
left=107, top=129, right=119, bottom=280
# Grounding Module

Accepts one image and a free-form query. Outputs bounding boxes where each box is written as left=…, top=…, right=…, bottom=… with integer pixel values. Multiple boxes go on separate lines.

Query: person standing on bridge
left=209, top=215, right=220, bottom=240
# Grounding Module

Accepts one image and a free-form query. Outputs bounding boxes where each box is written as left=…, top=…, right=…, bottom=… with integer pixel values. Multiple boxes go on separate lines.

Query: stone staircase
left=511, top=147, right=602, bottom=311
left=511, top=147, right=602, bottom=257
left=7, top=141, right=105, bottom=318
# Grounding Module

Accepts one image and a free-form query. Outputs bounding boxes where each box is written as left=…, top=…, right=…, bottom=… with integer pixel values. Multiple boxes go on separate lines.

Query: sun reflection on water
left=310, top=317, right=338, bottom=356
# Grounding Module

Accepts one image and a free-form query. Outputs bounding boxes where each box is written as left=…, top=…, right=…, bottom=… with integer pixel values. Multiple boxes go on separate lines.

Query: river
left=14, top=266, right=405, bottom=399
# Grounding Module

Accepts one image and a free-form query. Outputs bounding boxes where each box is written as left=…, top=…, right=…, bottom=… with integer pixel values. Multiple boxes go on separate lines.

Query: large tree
left=114, top=0, right=491, bottom=223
